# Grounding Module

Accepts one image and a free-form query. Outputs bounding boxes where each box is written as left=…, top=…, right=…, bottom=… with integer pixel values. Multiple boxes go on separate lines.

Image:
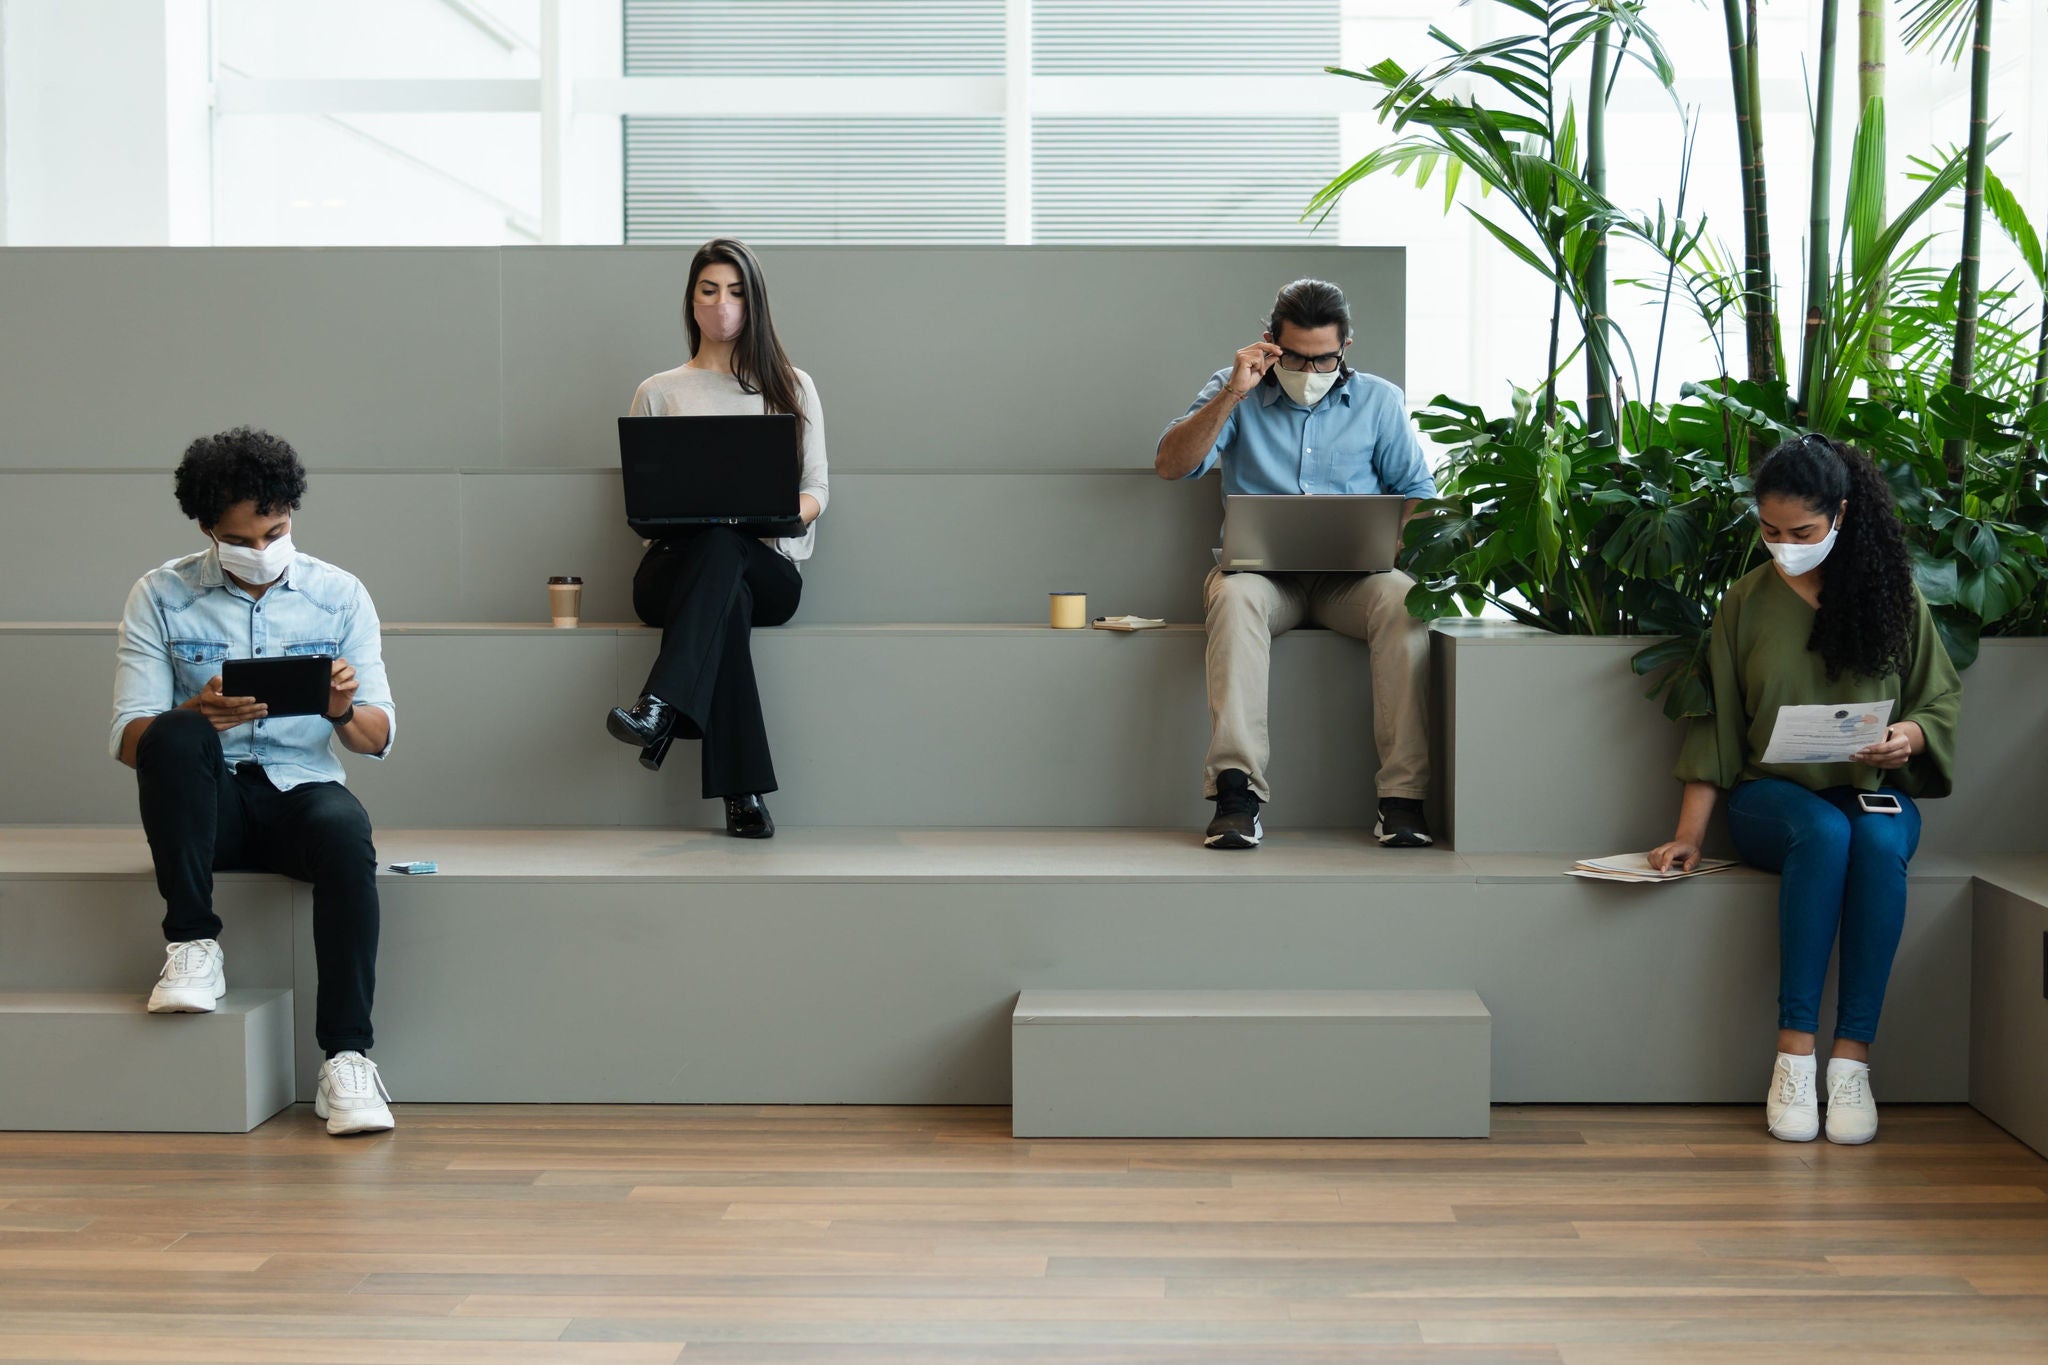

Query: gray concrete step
left=0, top=245, right=1403, bottom=474
left=0, top=826, right=1986, bottom=1107
left=0, top=468, right=1229, bottom=625
left=17, top=622, right=2040, bottom=851
left=1011, top=988, right=1491, bottom=1137
left=0, top=988, right=295, bottom=1132
left=2, top=623, right=1388, bottom=830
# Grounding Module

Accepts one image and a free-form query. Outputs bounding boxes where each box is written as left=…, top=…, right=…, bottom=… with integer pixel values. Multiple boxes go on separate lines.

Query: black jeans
left=633, top=526, right=803, bottom=799
left=135, top=708, right=380, bottom=1056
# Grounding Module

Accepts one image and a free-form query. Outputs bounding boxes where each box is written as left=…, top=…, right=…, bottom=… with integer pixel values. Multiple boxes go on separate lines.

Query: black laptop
left=617, top=414, right=804, bottom=540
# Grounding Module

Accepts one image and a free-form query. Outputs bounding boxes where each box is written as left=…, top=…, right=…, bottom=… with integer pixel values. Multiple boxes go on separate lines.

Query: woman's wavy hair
left=683, top=237, right=805, bottom=438
left=1752, top=432, right=1916, bottom=680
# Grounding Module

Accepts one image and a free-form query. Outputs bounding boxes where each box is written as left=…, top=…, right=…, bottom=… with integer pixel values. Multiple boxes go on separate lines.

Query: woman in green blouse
left=1650, top=433, right=1961, bottom=1146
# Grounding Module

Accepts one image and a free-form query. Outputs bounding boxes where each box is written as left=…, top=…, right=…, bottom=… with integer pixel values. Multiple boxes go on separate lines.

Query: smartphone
left=1857, top=792, right=1903, bottom=815
left=220, top=655, right=332, bottom=718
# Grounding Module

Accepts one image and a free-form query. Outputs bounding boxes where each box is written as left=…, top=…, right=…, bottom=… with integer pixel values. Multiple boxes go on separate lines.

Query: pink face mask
left=694, top=293, right=744, bottom=343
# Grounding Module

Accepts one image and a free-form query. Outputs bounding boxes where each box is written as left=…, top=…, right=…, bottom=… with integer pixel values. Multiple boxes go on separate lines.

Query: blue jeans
left=1726, top=778, right=1921, bottom=1043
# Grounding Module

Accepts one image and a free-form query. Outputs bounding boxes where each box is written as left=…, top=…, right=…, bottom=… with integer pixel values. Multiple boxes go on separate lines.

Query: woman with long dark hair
left=1650, top=433, right=1961, bottom=1145
left=606, top=239, right=828, bottom=838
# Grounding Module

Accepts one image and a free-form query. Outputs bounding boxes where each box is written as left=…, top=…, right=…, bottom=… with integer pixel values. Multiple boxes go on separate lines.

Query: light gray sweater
left=628, top=362, right=830, bottom=563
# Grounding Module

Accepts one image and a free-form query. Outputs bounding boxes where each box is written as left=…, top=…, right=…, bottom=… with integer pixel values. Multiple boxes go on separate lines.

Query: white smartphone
left=1857, top=792, right=1903, bottom=815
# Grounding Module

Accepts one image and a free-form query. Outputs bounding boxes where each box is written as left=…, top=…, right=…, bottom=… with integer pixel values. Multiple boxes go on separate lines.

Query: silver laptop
left=1219, top=494, right=1408, bottom=573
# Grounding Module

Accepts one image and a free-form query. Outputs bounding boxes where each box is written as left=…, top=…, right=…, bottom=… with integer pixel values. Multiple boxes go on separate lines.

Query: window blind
left=1033, top=0, right=1339, bottom=76
left=624, top=117, right=1005, bottom=243
left=624, top=0, right=1005, bottom=76
left=1033, top=118, right=1337, bottom=244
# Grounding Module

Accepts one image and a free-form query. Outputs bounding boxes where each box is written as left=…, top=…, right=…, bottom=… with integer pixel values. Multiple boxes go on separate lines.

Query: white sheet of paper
left=1760, top=699, right=1894, bottom=766
left=1577, top=853, right=1737, bottom=878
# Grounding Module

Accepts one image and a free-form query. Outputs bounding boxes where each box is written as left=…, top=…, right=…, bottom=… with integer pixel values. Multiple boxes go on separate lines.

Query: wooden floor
left=1, top=1106, right=2044, bottom=1364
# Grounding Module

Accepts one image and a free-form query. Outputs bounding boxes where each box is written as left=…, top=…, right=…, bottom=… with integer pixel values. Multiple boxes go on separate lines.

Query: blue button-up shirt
left=110, top=549, right=396, bottom=790
left=1170, top=367, right=1438, bottom=500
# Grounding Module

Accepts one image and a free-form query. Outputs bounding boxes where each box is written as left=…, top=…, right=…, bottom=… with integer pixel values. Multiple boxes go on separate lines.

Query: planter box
left=1434, top=623, right=2048, bottom=857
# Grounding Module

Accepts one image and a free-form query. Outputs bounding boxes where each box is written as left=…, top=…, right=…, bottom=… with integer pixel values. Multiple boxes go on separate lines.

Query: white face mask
left=215, top=530, right=295, bottom=586
left=1274, top=365, right=1341, bottom=406
left=1764, top=521, right=1838, bottom=577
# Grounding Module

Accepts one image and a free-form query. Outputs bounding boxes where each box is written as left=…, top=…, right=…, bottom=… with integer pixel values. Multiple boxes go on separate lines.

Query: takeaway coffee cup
left=1050, top=592, right=1087, bottom=629
left=547, top=576, right=584, bottom=628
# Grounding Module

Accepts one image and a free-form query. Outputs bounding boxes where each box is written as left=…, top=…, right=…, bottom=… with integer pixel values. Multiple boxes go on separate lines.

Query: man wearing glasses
left=1155, top=278, right=1437, bottom=851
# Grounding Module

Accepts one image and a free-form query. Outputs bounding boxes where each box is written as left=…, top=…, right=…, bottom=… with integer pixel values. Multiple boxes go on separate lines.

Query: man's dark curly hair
left=173, top=427, right=307, bottom=529
left=1753, top=432, right=1916, bottom=681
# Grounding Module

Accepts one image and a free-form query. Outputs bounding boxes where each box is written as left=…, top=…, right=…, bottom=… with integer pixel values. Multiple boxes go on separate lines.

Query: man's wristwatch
left=325, top=703, right=355, bottom=726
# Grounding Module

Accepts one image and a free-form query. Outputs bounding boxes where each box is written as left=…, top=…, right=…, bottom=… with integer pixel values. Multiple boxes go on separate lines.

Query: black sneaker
left=1204, top=769, right=1264, bottom=850
left=1375, top=797, right=1433, bottom=848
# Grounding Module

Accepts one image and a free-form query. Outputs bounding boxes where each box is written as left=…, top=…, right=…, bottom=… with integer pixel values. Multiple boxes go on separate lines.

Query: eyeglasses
left=1276, top=349, right=1345, bottom=374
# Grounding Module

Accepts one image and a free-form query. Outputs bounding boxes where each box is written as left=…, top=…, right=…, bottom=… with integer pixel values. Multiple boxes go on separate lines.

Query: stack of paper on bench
left=1567, top=853, right=1740, bottom=884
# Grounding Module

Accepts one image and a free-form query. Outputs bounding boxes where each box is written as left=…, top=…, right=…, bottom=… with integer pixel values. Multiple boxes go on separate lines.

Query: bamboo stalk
left=1721, top=0, right=1776, bottom=391
left=1943, top=0, right=1993, bottom=487
left=1746, top=0, right=1780, bottom=383
left=1859, top=0, right=1889, bottom=371
left=1798, top=0, right=1841, bottom=423
left=1586, top=23, right=1613, bottom=444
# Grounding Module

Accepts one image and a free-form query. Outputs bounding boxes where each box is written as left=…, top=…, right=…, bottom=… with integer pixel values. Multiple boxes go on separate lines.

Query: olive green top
left=1675, top=564, right=1962, bottom=797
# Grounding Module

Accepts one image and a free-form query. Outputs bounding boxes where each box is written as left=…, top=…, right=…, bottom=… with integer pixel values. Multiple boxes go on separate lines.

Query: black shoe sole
left=1203, top=813, right=1263, bottom=849
left=608, top=709, right=659, bottom=748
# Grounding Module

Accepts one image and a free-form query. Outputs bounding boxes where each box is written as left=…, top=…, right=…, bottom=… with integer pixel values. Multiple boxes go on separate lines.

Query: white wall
left=0, top=0, right=209, bottom=244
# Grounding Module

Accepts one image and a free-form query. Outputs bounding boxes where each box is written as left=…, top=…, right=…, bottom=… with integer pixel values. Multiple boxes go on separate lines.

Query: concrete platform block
left=1970, top=864, right=2048, bottom=1159
left=0, top=988, right=295, bottom=1132
left=1011, top=988, right=1491, bottom=1138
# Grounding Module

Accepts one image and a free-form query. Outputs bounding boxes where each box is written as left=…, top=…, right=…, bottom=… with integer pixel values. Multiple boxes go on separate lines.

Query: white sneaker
left=315, top=1052, right=395, bottom=1136
left=1765, top=1052, right=1819, bottom=1142
left=1825, top=1060, right=1879, bottom=1145
left=146, top=939, right=226, bottom=1013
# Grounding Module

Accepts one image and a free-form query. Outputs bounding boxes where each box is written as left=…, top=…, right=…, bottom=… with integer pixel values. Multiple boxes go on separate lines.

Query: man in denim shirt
left=109, top=428, right=398, bottom=1135
left=1156, top=279, right=1437, bottom=851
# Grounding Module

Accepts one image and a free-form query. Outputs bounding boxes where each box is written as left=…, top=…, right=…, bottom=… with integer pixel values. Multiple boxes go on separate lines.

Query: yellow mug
left=1050, top=592, right=1087, bottom=629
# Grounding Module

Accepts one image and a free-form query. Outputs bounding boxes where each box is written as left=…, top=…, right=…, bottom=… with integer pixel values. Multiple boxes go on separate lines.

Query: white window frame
left=211, top=0, right=1374, bottom=244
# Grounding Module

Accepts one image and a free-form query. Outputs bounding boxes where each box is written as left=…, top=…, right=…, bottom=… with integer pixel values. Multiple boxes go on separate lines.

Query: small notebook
left=1091, top=616, right=1168, bottom=632
left=1565, top=852, right=1738, bottom=884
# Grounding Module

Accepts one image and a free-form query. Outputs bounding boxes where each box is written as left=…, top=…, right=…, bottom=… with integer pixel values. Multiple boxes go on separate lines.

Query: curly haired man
left=109, top=428, right=398, bottom=1135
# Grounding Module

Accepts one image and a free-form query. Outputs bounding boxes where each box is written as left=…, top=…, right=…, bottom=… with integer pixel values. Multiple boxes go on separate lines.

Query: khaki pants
left=1202, top=566, right=1430, bottom=802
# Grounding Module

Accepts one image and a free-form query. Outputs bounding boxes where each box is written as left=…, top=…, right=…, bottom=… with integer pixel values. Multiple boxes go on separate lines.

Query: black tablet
left=221, top=655, right=333, bottom=718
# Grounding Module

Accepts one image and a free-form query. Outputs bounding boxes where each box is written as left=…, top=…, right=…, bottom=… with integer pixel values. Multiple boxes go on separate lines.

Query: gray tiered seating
left=0, top=245, right=2042, bottom=1140
left=0, top=826, right=1984, bottom=1106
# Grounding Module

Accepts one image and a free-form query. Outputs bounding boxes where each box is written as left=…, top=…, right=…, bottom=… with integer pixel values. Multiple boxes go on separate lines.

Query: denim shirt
left=109, top=548, right=396, bottom=790
left=1169, top=367, right=1438, bottom=500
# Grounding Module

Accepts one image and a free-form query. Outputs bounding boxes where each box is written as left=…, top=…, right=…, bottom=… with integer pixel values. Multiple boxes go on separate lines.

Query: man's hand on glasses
left=1226, top=341, right=1284, bottom=396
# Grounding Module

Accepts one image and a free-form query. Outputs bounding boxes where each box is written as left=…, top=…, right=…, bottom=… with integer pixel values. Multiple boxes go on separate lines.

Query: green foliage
left=1399, top=375, right=2045, bottom=715
left=1310, top=0, right=2048, bottom=720
left=1311, top=0, right=1675, bottom=432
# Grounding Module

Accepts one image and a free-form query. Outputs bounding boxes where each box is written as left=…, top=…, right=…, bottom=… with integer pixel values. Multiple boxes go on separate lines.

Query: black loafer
left=608, top=695, right=676, bottom=769
left=724, top=794, right=775, bottom=839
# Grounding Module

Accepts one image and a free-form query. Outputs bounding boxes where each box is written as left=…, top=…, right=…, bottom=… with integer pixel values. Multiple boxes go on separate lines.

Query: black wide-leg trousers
left=632, top=527, right=802, bottom=799
left=135, top=708, right=380, bottom=1055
